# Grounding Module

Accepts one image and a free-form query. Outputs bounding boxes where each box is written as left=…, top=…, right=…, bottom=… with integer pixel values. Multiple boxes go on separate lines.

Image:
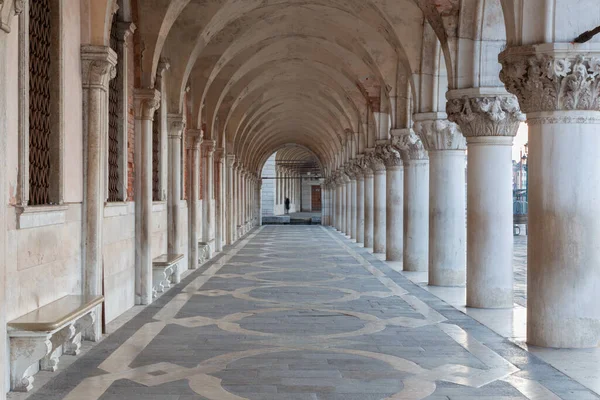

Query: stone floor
left=24, top=226, right=598, bottom=400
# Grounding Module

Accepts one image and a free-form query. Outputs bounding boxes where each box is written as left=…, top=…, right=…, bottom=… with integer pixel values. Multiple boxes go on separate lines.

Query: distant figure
left=284, top=197, right=290, bottom=214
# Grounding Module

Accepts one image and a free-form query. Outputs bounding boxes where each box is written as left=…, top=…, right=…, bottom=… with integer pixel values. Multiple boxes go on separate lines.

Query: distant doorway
left=311, top=185, right=322, bottom=211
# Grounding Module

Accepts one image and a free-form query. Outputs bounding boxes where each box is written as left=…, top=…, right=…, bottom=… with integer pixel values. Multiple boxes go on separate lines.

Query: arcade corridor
left=22, top=226, right=596, bottom=400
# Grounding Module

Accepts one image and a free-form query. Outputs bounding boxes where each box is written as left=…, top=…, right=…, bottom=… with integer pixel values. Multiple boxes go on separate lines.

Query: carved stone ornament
left=134, top=88, right=161, bottom=120
left=376, top=144, right=403, bottom=168
left=500, top=45, right=600, bottom=115
left=81, top=46, right=118, bottom=90
left=167, top=114, right=185, bottom=138
left=413, top=119, right=466, bottom=151
left=359, top=154, right=374, bottom=175
left=369, top=148, right=387, bottom=172
left=447, top=95, right=525, bottom=138
left=201, top=139, right=216, bottom=155
left=0, top=0, right=23, bottom=33
left=392, top=130, right=428, bottom=161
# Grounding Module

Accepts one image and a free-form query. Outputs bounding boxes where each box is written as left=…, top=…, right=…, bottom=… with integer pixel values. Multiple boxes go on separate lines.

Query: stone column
left=500, top=45, right=600, bottom=348
left=167, top=114, right=185, bottom=281
left=340, top=176, right=347, bottom=233
left=379, top=145, right=404, bottom=261
left=350, top=171, right=357, bottom=240
left=345, top=173, right=352, bottom=236
left=415, top=114, right=466, bottom=287
left=448, top=90, right=524, bottom=308
left=133, top=89, right=161, bottom=304
left=187, top=130, right=202, bottom=269
left=201, top=140, right=215, bottom=246
left=362, top=159, right=375, bottom=248
left=394, top=129, right=429, bottom=272
left=336, top=177, right=343, bottom=231
left=371, top=151, right=387, bottom=254
left=356, top=167, right=365, bottom=244
left=81, top=46, right=117, bottom=337
left=214, top=148, right=224, bottom=252
left=226, top=155, right=236, bottom=244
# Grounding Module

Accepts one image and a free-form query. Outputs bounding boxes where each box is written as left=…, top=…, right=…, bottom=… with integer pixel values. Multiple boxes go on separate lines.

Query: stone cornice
left=413, top=114, right=466, bottom=151
left=391, top=129, right=428, bottom=161
left=133, top=88, right=161, bottom=120
left=81, top=46, right=118, bottom=91
left=446, top=90, right=524, bottom=138
left=499, top=44, right=600, bottom=114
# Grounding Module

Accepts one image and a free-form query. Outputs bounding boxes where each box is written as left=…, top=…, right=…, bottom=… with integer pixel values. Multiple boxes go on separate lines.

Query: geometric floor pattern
left=27, top=226, right=599, bottom=400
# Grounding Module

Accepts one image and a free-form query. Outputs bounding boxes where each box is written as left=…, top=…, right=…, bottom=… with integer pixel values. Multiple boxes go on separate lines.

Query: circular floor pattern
left=233, top=284, right=360, bottom=305
left=243, top=269, right=345, bottom=284
left=187, top=347, right=437, bottom=400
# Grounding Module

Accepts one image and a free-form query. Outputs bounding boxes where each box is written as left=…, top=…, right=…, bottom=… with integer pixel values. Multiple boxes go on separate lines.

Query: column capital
left=413, top=113, right=466, bottom=151
left=500, top=44, right=600, bottom=122
left=447, top=88, right=525, bottom=139
left=370, top=147, right=387, bottom=172
left=357, top=153, right=374, bottom=176
left=115, top=21, right=136, bottom=44
left=186, top=129, right=202, bottom=150
left=376, top=144, right=403, bottom=168
left=201, top=139, right=216, bottom=156
left=0, top=0, right=23, bottom=33
left=167, top=114, right=185, bottom=139
left=81, top=45, right=117, bottom=91
left=133, top=88, right=161, bottom=120
left=391, top=129, right=428, bottom=161
left=226, top=154, right=236, bottom=167
left=214, top=148, right=225, bottom=162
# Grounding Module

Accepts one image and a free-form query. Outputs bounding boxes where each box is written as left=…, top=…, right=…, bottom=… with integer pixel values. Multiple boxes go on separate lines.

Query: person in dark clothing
left=284, top=197, right=290, bottom=214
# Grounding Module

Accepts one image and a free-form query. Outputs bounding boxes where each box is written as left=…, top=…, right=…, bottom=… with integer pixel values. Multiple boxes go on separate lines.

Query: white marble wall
left=151, top=203, right=168, bottom=259
left=103, top=203, right=135, bottom=323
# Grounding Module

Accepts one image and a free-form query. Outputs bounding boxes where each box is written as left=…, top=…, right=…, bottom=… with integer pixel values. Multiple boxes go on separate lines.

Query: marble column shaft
left=214, top=149, right=224, bottom=252
left=363, top=164, right=374, bottom=248
left=187, top=130, right=202, bottom=270
left=379, top=145, right=404, bottom=262
left=167, top=114, right=184, bottom=281
left=448, top=90, right=523, bottom=308
left=395, top=130, right=429, bottom=272
left=134, top=88, right=161, bottom=304
left=81, top=46, right=117, bottom=337
left=356, top=173, right=365, bottom=244
left=226, top=155, right=235, bottom=244
left=501, top=45, right=600, bottom=347
left=415, top=114, right=466, bottom=287
left=371, top=154, right=386, bottom=254
left=350, top=177, right=357, bottom=240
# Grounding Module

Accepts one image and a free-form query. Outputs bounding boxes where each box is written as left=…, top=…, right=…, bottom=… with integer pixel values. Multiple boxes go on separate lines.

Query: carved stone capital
left=391, top=129, right=428, bottom=161
left=201, top=139, right=216, bottom=156
left=226, top=155, right=236, bottom=168
left=500, top=44, right=600, bottom=115
left=413, top=115, right=466, bottom=151
left=116, top=21, right=136, bottom=44
left=167, top=114, right=185, bottom=139
left=357, top=154, right=374, bottom=176
left=447, top=93, right=524, bottom=139
left=186, top=129, right=202, bottom=150
left=81, top=46, right=118, bottom=91
left=133, top=88, right=161, bottom=121
left=376, top=144, right=403, bottom=168
left=0, top=0, right=23, bottom=33
left=214, top=148, right=225, bottom=162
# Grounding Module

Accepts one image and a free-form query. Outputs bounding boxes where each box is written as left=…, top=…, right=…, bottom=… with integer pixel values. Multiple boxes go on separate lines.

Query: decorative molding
left=133, top=88, right=161, bottom=121
left=167, top=113, right=185, bottom=139
left=447, top=94, right=524, bottom=138
left=500, top=45, right=600, bottom=114
left=413, top=118, right=466, bottom=151
left=81, top=46, right=118, bottom=91
left=391, top=129, right=428, bottom=161
left=376, top=144, right=403, bottom=168
left=0, top=0, right=22, bottom=33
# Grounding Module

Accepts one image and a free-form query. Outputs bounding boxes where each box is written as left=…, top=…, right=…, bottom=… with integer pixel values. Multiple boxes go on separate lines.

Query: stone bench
left=7, top=295, right=104, bottom=392
left=198, top=242, right=211, bottom=264
left=152, top=253, right=184, bottom=298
